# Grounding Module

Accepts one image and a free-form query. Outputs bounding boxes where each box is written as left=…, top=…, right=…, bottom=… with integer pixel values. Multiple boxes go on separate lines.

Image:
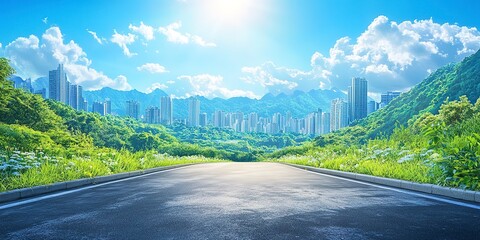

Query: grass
left=267, top=143, right=437, bottom=185
left=0, top=149, right=227, bottom=192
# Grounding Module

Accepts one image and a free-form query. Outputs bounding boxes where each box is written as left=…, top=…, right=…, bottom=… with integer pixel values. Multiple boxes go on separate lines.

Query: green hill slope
left=361, top=50, right=480, bottom=137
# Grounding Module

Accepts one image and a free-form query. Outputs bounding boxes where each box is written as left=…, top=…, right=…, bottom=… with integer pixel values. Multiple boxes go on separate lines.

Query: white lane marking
left=0, top=166, right=191, bottom=210
left=287, top=165, right=480, bottom=210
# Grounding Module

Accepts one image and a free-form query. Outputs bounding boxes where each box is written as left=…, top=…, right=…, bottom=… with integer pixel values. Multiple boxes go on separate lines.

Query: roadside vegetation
left=269, top=96, right=480, bottom=190
left=0, top=58, right=225, bottom=192
left=2, top=49, right=480, bottom=193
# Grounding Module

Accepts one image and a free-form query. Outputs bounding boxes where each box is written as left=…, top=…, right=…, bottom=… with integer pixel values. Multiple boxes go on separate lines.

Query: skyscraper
left=92, top=101, right=106, bottom=116
left=321, top=112, right=330, bottom=134
left=188, top=98, right=200, bottom=127
left=348, top=77, right=368, bottom=122
left=49, top=64, right=68, bottom=104
left=161, top=96, right=173, bottom=125
left=145, top=106, right=161, bottom=124
left=69, top=85, right=83, bottom=111
left=380, top=91, right=401, bottom=106
left=126, top=100, right=140, bottom=119
left=105, top=98, right=112, bottom=115
left=214, top=110, right=225, bottom=128
left=330, top=98, right=349, bottom=132
left=199, top=113, right=208, bottom=126
left=367, top=100, right=379, bottom=114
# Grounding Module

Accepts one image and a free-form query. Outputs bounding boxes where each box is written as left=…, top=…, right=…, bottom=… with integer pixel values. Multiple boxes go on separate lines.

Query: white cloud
left=129, top=22, right=155, bottom=41
left=0, top=42, right=2, bottom=48
left=110, top=30, right=137, bottom=57
left=5, top=26, right=131, bottom=91
left=87, top=30, right=105, bottom=44
left=145, top=82, right=169, bottom=93
left=241, top=62, right=314, bottom=95
left=167, top=74, right=258, bottom=99
left=243, top=16, right=480, bottom=95
left=158, top=21, right=216, bottom=47
left=137, top=63, right=168, bottom=74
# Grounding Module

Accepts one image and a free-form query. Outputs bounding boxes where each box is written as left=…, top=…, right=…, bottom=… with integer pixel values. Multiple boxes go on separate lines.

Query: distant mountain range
left=360, top=49, right=480, bottom=136
left=9, top=74, right=350, bottom=119
left=83, top=88, right=348, bottom=119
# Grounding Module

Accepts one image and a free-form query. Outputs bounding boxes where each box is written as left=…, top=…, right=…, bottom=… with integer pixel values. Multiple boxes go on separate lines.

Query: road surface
left=1, top=162, right=479, bottom=239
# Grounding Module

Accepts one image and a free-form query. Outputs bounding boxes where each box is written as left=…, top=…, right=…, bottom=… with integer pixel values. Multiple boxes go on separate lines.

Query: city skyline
left=1, top=1, right=479, bottom=101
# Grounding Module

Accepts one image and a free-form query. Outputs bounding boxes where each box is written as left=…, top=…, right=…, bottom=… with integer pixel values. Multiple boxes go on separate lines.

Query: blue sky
left=1, top=0, right=479, bottom=100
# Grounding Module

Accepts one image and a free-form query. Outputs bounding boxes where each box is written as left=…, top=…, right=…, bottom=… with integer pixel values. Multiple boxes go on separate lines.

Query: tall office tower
left=92, top=101, right=106, bottom=116
left=367, top=100, right=379, bottom=114
left=105, top=98, right=112, bottom=115
left=83, top=99, right=88, bottom=112
left=214, top=110, right=225, bottom=128
left=315, top=109, right=322, bottom=135
left=145, top=106, right=161, bottom=124
left=188, top=98, right=200, bottom=127
left=380, top=91, right=401, bottom=106
left=34, top=88, right=47, bottom=99
left=348, top=77, right=368, bottom=122
left=330, top=98, right=349, bottom=132
left=248, top=112, right=258, bottom=132
left=69, top=85, right=83, bottom=110
left=49, top=64, right=68, bottom=104
left=321, top=112, right=331, bottom=134
left=305, top=113, right=316, bottom=135
left=234, top=112, right=244, bottom=132
left=126, top=100, right=140, bottom=119
left=199, top=113, right=208, bottom=126
left=161, top=96, right=173, bottom=125
left=66, top=81, right=71, bottom=105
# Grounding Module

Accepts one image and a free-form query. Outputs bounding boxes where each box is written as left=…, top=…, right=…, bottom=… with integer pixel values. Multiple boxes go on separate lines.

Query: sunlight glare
left=203, top=0, right=256, bottom=26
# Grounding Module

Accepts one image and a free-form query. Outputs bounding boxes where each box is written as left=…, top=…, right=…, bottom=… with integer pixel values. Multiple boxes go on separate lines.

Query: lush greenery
left=2, top=49, right=480, bottom=193
left=168, top=124, right=310, bottom=160
left=358, top=50, right=480, bottom=137
left=268, top=50, right=480, bottom=191
left=0, top=58, right=226, bottom=192
left=0, top=149, right=225, bottom=192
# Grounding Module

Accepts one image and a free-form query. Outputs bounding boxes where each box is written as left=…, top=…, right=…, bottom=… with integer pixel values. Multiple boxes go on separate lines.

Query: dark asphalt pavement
left=1, top=162, right=479, bottom=240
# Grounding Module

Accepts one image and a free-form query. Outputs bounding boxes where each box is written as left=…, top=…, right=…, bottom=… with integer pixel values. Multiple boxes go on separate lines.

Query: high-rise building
left=83, top=99, right=88, bottom=112
left=69, top=85, right=83, bottom=111
left=348, top=77, right=368, bottom=122
left=367, top=100, right=379, bottom=114
left=34, top=88, right=47, bottom=99
left=248, top=112, right=258, bottom=132
left=105, top=98, right=111, bottom=115
left=126, top=100, right=140, bottom=119
left=321, top=112, right=330, bottom=134
left=214, top=110, right=225, bottom=128
left=145, top=106, right=161, bottom=124
left=160, top=96, right=173, bottom=125
left=199, top=113, right=208, bottom=126
left=49, top=64, right=68, bottom=104
left=92, top=101, right=106, bottom=116
left=380, top=91, right=401, bottom=106
left=315, top=109, right=322, bottom=135
left=188, top=98, right=200, bottom=127
left=330, top=98, right=349, bottom=132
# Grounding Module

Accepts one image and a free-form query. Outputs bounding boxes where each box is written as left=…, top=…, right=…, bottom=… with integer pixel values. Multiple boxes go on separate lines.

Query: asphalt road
left=1, top=163, right=480, bottom=240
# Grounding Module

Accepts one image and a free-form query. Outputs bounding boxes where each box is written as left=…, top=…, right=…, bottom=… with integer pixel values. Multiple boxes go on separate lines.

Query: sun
left=202, top=0, right=256, bottom=26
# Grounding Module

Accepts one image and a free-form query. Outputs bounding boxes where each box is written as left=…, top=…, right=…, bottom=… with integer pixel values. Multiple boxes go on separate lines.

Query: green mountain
left=360, top=49, right=480, bottom=137
left=84, top=88, right=347, bottom=119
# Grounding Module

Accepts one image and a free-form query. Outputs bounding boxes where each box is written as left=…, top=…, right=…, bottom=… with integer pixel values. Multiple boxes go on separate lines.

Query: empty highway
left=1, top=163, right=479, bottom=239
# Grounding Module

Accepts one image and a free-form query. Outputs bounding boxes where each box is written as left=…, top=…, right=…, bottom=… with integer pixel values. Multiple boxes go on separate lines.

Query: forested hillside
left=360, top=49, right=480, bottom=137
left=271, top=50, right=480, bottom=190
